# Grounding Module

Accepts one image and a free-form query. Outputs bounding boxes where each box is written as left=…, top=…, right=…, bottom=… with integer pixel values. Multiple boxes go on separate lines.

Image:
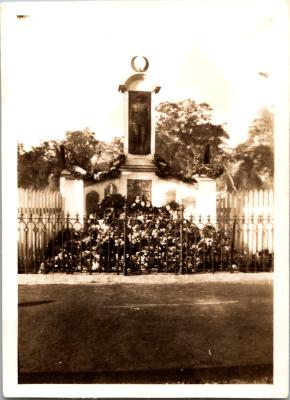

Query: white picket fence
left=18, top=188, right=63, bottom=214
left=216, top=190, right=274, bottom=254
left=18, top=189, right=64, bottom=271
left=216, top=189, right=274, bottom=219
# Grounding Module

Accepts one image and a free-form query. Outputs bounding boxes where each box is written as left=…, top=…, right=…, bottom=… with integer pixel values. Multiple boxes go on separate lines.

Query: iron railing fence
left=18, top=208, right=274, bottom=274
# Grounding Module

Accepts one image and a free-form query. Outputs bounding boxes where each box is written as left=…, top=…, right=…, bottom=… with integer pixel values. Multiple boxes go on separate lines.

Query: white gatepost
left=60, top=170, right=84, bottom=221
left=195, top=175, right=216, bottom=221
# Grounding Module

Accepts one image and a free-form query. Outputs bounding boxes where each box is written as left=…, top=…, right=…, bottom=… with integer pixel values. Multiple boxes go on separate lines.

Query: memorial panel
left=127, top=179, right=152, bottom=202
left=128, top=91, right=151, bottom=154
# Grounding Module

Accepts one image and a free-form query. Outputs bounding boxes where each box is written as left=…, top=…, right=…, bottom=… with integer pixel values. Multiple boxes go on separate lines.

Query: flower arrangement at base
left=129, top=196, right=152, bottom=213
left=66, top=153, right=126, bottom=183
left=191, top=163, right=224, bottom=179
left=100, top=194, right=126, bottom=210
left=39, top=207, right=260, bottom=276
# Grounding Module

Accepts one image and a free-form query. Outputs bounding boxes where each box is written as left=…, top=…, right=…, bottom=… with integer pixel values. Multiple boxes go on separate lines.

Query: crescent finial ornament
left=131, top=56, right=149, bottom=72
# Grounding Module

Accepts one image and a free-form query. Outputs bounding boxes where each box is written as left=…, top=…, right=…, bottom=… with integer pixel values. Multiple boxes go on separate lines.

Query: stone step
left=121, top=164, right=157, bottom=172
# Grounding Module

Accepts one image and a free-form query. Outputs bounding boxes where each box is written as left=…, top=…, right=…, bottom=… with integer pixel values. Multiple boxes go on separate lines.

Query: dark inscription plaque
left=129, top=91, right=151, bottom=154
left=127, top=179, right=152, bottom=203
left=86, top=191, right=99, bottom=215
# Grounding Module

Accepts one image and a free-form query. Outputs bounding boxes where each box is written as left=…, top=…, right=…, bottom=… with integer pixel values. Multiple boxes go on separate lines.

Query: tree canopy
left=226, top=108, right=274, bottom=191
left=18, top=141, right=60, bottom=190
left=61, top=129, right=100, bottom=173
left=18, top=130, right=123, bottom=189
left=155, top=99, right=229, bottom=179
left=17, top=103, right=274, bottom=192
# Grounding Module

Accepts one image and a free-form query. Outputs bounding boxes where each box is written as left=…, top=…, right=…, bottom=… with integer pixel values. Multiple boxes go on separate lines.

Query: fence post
left=123, top=199, right=127, bottom=276
left=230, top=215, right=237, bottom=272
left=179, top=204, right=184, bottom=274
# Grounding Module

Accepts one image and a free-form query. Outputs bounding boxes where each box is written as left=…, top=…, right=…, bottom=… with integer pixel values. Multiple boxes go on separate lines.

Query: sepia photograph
left=1, top=0, right=289, bottom=397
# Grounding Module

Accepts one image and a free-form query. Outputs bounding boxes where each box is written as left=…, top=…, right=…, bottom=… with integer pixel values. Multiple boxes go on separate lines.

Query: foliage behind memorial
left=18, top=130, right=124, bottom=189
left=227, top=108, right=274, bottom=191
left=155, top=99, right=229, bottom=180
left=17, top=104, right=274, bottom=191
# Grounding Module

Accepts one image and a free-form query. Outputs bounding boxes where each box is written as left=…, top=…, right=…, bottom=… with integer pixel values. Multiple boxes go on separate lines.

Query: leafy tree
left=227, top=108, right=274, bottom=191
left=17, top=141, right=59, bottom=189
left=155, top=99, right=229, bottom=179
left=63, top=129, right=100, bottom=173
left=17, top=130, right=124, bottom=189
left=247, top=108, right=274, bottom=148
left=90, top=137, right=123, bottom=171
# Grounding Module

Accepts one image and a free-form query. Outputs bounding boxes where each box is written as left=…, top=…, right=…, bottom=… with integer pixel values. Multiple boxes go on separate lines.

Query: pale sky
left=1, top=0, right=286, bottom=148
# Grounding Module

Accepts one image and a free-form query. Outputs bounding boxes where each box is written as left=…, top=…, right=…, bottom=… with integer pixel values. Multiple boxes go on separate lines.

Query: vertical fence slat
left=18, top=188, right=64, bottom=272
left=18, top=189, right=63, bottom=213
left=216, top=189, right=273, bottom=258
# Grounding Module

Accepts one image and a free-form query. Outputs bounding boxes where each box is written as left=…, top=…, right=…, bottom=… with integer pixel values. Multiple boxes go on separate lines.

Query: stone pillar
left=119, top=57, right=160, bottom=164
left=118, top=57, right=161, bottom=202
left=123, top=91, right=129, bottom=155
left=195, top=175, right=216, bottom=220
left=60, top=170, right=84, bottom=220
left=150, top=90, right=158, bottom=156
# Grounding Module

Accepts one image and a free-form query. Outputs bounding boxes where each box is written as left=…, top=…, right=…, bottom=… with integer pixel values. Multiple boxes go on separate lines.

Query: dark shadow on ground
left=19, top=363, right=273, bottom=384
left=18, top=300, right=54, bottom=307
